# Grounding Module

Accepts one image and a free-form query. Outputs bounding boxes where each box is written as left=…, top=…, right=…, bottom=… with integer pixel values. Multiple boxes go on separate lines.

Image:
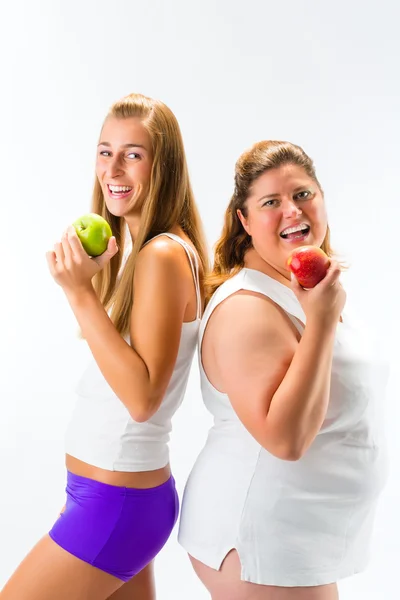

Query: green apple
left=72, top=213, right=112, bottom=257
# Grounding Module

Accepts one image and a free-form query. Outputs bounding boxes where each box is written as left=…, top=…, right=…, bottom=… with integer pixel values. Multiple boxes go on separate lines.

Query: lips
left=107, top=184, right=133, bottom=200
left=280, top=223, right=310, bottom=239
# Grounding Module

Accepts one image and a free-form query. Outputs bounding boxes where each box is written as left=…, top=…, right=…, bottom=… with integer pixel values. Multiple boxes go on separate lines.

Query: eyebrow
left=97, top=142, right=147, bottom=150
left=257, top=185, right=311, bottom=203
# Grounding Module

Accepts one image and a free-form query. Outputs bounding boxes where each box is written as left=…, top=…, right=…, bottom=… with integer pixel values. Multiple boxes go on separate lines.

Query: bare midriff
left=65, top=454, right=171, bottom=488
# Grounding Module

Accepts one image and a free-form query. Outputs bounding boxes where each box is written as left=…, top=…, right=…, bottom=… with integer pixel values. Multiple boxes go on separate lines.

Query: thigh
left=189, top=550, right=339, bottom=600
left=107, top=562, right=155, bottom=600
left=1, top=534, right=125, bottom=600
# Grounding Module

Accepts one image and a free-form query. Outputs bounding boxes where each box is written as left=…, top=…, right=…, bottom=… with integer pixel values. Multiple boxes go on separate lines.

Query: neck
left=124, top=217, right=185, bottom=244
left=243, top=248, right=291, bottom=288
left=124, top=213, right=142, bottom=242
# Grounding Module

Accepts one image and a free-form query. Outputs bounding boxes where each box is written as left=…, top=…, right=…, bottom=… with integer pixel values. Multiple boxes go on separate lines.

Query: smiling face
left=237, top=164, right=328, bottom=276
left=95, top=116, right=153, bottom=220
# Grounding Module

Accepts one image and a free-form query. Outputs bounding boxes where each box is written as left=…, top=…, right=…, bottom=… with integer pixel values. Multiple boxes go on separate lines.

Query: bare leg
left=189, top=550, right=339, bottom=600
left=107, top=562, right=156, bottom=600
left=1, top=535, right=125, bottom=600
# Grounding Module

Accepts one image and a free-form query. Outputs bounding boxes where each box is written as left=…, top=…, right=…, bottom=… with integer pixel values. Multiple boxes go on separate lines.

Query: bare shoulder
left=135, top=235, right=192, bottom=286
left=138, top=235, right=187, bottom=266
left=209, top=289, right=298, bottom=347
left=203, top=289, right=299, bottom=397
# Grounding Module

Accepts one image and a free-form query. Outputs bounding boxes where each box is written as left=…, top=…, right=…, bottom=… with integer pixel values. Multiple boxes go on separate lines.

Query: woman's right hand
left=290, top=259, right=346, bottom=327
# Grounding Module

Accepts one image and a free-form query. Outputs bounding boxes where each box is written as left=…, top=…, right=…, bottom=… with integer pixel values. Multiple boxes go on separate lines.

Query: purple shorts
left=48, top=471, right=179, bottom=582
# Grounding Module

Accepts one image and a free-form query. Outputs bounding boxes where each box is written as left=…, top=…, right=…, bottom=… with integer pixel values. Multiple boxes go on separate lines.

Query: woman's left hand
left=46, top=225, right=119, bottom=297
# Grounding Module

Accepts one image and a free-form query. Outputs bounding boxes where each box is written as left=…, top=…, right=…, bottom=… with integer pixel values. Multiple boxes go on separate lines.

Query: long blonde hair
left=207, top=140, right=341, bottom=302
left=91, top=93, right=208, bottom=336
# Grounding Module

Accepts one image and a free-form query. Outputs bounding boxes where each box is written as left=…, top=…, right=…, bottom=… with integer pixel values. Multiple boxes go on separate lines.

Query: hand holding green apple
left=72, top=213, right=113, bottom=257
left=46, top=214, right=117, bottom=296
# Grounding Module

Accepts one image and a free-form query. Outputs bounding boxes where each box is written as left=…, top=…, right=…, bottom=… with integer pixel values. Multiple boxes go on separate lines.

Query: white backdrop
left=1, top=1, right=399, bottom=598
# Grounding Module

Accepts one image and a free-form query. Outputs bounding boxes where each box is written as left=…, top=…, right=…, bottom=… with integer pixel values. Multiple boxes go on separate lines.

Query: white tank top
left=65, top=233, right=201, bottom=472
left=178, top=267, right=390, bottom=586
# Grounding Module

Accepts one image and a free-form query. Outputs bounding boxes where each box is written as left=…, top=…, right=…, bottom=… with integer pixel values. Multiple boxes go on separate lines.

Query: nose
left=106, top=155, right=124, bottom=179
left=282, top=198, right=302, bottom=219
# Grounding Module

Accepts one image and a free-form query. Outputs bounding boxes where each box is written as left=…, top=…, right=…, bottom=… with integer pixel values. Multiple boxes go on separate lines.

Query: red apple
left=287, top=246, right=330, bottom=288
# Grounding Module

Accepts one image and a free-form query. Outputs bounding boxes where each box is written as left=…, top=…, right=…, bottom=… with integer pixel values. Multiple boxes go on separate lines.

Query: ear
left=237, top=209, right=251, bottom=235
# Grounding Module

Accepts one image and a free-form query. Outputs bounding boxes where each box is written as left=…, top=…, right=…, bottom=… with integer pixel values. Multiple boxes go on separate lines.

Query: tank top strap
left=143, top=232, right=202, bottom=320
left=200, top=268, right=306, bottom=344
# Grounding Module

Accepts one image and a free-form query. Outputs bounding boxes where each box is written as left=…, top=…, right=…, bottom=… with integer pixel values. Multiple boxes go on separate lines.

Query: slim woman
left=2, top=92, right=207, bottom=600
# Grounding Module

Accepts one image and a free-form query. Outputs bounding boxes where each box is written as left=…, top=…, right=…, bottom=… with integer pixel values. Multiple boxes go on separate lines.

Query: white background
left=1, top=1, right=399, bottom=598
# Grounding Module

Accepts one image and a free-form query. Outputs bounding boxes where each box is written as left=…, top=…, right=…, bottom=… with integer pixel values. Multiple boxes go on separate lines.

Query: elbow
left=129, top=410, right=151, bottom=423
left=278, top=446, right=305, bottom=461
left=263, top=439, right=307, bottom=462
left=127, top=393, right=161, bottom=423
left=128, top=401, right=155, bottom=423
left=262, top=420, right=311, bottom=461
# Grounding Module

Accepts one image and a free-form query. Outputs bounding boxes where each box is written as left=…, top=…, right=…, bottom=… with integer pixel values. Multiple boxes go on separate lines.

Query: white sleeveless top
left=178, top=268, right=390, bottom=587
left=65, top=233, right=201, bottom=472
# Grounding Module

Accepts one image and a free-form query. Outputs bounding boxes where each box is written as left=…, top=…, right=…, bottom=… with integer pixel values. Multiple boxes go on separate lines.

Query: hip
left=184, top=434, right=389, bottom=503
left=50, top=469, right=179, bottom=581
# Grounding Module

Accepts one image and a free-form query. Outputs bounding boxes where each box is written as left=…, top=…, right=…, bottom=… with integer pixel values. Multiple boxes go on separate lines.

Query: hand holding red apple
left=287, top=245, right=331, bottom=289
left=287, top=246, right=346, bottom=327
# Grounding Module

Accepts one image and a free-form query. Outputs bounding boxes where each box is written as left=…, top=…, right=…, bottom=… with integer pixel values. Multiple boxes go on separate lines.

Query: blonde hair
left=207, top=140, right=342, bottom=302
left=91, top=92, right=208, bottom=336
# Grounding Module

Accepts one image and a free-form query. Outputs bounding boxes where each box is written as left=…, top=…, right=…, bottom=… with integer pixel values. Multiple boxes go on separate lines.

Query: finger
left=290, top=271, right=305, bottom=294
left=93, top=237, right=119, bottom=269
left=53, top=241, right=65, bottom=267
left=323, top=260, right=342, bottom=285
left=108, top=236, right=119, bottom=255
left=67, top=226, right=86, bottom=260
left=61, top=230, right=73, bottom=265
left=46, top=250, right=57, bottom=276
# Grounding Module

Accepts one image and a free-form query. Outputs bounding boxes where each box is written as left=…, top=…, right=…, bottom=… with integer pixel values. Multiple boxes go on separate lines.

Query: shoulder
left=206, top=269, right=248, bottom=306
left=139, top=235, right=185, bottom=262
left=213, top=288, right=290, bottom=336
left=206, top=271, right=301, bottom=350
left=133, top=235, right=193, bottom=297
left=208, top=269, right=281, bottom=324
left=136, top=235, right=189, bottom=275
left=208, top=289, right=298, bottom=392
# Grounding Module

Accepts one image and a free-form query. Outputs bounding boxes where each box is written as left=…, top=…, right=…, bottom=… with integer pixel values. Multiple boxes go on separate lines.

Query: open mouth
left=280, top=223, right=310, bottom=241
left=107, top=184, right=133, bottom=199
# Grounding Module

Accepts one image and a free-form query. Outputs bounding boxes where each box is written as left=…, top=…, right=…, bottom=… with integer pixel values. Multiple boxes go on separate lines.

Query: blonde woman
left=2, top=93, right=207, bottom=600
left=178, top=141, right=389, bottom=599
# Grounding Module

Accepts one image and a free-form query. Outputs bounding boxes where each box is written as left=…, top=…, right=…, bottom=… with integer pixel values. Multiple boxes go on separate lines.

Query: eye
left=262, top=199, right=279, bottom=207
left=99, top=150, right=111, bottom=157
left=127, top=152, right=140, bottom=159
left=294, top=190, right=311, bottom=200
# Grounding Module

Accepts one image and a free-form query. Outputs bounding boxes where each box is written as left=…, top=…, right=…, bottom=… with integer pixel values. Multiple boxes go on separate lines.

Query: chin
left=104, top=205, right=124, bottom=218
left=104, top=200, right=133, bottom=218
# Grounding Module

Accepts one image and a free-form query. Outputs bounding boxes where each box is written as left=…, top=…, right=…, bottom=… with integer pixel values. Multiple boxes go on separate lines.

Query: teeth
left=109, top=185, right=132, bottom=193
left=281, top=223, right=309, bottom=236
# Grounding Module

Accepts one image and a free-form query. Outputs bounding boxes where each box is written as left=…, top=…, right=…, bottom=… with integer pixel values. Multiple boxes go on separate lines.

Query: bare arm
left=65, top=238, right=191, bottom=422
left=212, top=278, right=341, bottom=460
left=264, top=318, right=335, bottom=459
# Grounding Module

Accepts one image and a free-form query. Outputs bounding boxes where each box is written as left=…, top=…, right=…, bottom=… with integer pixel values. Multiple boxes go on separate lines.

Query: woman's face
left=96, top=116, right=153, bottom=219
left=237, top=164, right=328, bottom=274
